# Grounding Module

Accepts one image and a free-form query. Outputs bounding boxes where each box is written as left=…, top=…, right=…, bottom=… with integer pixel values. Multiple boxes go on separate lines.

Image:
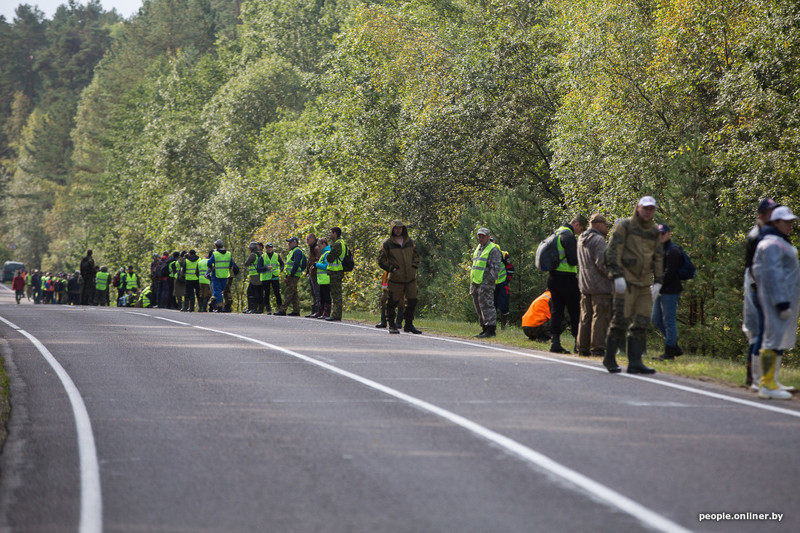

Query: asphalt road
left=0, top=288, right=798, bottom=533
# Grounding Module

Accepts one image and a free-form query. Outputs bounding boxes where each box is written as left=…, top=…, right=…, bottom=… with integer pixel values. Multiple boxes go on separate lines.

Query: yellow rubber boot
left=759, top=349, right=792, bottom=400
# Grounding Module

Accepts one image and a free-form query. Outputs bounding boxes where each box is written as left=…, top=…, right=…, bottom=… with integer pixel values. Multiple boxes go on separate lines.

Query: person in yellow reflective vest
left=470, top=228, right=502, bottom=338
left=137, top=285, right=154, bottom=308
left=325, top=227, right=346, bottom=321
left=94, top=266, right=111, bottom=306
left=182, top=250, right=201, bottom=312
left=243, top=242, right=264, bottom=314
left=276, top=237, right=306, bottom=316
left=197, top=250, right=212, bottom=312
left=314, top=238, right=331, bottom=318
left=547, top=215, right=587, bottom=354
left=261, top=242, right=284, bottom=314
left=123, top=266, right=139, bottom=295
left=206, top=239, right=231, bottom=313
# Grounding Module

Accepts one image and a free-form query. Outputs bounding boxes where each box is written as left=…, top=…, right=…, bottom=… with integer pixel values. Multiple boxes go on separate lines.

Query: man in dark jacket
left=79, top=249, right=95, bottom=305
left=651, top=224, right=683, bottom=360
left=378, top=220, right=421, bottom=334
left=743, top=198, right=779, bottom=387
left=548, top=215, right=588, bottom=353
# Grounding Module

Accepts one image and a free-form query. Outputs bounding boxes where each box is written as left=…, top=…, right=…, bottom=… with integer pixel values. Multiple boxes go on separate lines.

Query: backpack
left=535, top=230, right=564, bottom=272
left=342, top=247, right=355, bottom=273
left=298, top=250, right=308, bottom=271
left=157, top=260, right=170, bottom=278
left=675, top=245, right=696, bottom=280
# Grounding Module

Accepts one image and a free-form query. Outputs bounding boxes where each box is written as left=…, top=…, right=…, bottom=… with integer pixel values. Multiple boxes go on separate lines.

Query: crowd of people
left=509, top=196, right=797, bottom=401
left=9, top=199, right=798, bottom=400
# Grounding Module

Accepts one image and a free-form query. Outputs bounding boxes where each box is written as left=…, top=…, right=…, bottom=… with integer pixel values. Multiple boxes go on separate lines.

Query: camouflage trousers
left=329, top=270, right=344, bottom=320
left=470, top=282, right=496, bottom=326
left=280, top=276, right=300, bottom=314
left=608, top=285, right=652, bottom=344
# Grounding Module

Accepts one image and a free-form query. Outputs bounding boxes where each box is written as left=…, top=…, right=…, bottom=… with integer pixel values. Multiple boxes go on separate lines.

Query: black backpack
left=535, top=230, right=565, bottom=271
left=342, top=248, right=354, bottom=272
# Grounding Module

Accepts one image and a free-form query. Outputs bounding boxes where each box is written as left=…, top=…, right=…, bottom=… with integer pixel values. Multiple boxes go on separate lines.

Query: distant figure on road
left=12, top=271, right=25, bottom=304
left=79, top=249, right=95, bottom=305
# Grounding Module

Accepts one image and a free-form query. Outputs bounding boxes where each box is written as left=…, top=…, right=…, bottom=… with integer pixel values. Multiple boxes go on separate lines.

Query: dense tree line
left=1, top=0, right=799, bottom=358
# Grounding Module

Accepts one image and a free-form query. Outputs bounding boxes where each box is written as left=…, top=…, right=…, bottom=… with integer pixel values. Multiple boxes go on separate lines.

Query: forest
left=1, top=0, right=799, bottom=358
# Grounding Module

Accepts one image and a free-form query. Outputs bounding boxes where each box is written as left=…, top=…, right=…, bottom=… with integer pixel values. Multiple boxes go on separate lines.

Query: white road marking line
left=192, top=324, right=691, bottom=533
left=341, top=321, right=800, bottom=419
left=0, top=316, right=101, bottom=533
left=150, top=316, right=191, bottom=326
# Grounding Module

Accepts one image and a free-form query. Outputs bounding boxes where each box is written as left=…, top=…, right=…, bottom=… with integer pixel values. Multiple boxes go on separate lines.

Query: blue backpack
left=675, top=245, right=696, bottom=280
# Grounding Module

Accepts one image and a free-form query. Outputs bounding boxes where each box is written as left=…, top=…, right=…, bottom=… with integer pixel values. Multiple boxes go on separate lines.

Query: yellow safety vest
left=212, top=251, right=232, bottom=279
left=198, top=258, right=210, bottom=285
left=260, top=253, right=280, bottom=281
left=470, top=242, right=498, bottom=284
left=95, top=271, right=110, bottom=290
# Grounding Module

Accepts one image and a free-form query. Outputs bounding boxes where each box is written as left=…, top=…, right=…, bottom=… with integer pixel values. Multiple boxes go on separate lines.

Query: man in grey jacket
left=576, top=213, right=612, bottom=356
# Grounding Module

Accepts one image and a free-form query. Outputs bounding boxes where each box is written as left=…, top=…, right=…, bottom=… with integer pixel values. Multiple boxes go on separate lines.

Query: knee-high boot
left=626, top=337, right=655, bottom=374
left=603, top=336, right=622, bottom=373
left=387, top=302, right=399, bottom=334
left=758, top=350, right=792, bottom=399
left=403, top=299, right=422, bottom=334
left=376, top=307, right=387, bottom=328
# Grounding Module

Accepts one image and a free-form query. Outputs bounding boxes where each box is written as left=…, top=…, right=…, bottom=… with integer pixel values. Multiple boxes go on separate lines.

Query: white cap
left=637, top=196, right=656, bottom=207
left=770, top=206, right=798, bottom=222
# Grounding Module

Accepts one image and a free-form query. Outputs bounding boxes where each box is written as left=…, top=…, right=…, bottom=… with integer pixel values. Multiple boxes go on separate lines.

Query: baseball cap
left=214, top=239, right=224, bottom=248
left=265, top=242, right=273, bottom=247
left=758, top=198, right=779, bottom=214
left=638, top=196, right=656, bottom=207
left=477, top=227, right=490, bottom=235
left=286, top=237, right=299, bottom=243
left=657, top=223, right=671, bottom=233
left=770, top=206, right=798, bottom=222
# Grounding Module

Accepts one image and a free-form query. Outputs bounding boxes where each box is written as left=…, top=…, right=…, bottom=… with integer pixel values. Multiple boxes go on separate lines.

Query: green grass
left=345, top=311, right=800, bottom=392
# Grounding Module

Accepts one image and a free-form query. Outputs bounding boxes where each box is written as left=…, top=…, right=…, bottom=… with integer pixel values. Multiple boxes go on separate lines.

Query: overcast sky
left=2, top=1, right=143, bottom=22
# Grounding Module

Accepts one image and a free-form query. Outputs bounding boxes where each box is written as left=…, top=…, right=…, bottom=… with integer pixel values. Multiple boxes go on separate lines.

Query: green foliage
left=3, top=0, right=800, bottom=361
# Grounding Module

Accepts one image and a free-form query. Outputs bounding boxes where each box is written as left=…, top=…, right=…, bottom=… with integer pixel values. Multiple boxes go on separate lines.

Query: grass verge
left=0, top=355, right=9, bottom=446
left=345, top=311, right=799, bottom=393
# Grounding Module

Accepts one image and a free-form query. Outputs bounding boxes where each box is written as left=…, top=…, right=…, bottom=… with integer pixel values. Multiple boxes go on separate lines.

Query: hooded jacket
left=577, top=227, right=612, bottom=295
left=378, top=221, right=419, bottom=284
left=604, top=207, right=664, bottom=288
left=752, top=225, right=800, bottom=350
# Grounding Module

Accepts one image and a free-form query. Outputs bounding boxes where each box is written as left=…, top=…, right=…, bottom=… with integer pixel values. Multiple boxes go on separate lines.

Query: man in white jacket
left=752, top=206, right=799, bottom=400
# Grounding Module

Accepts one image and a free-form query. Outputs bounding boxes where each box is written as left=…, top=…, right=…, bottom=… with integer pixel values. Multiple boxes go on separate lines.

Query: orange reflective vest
left=522, top=291, right=551, bottom=328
